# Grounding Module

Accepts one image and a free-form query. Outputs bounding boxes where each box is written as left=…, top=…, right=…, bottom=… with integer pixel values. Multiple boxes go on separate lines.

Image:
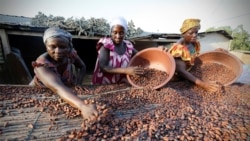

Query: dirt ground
left=0, top=80, right=250, bottom=141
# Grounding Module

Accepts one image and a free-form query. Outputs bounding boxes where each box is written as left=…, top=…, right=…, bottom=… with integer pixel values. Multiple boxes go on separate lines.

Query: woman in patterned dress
left=92, top=16, right=144, bottom=85
left=168, top=19, right=220, bottom=92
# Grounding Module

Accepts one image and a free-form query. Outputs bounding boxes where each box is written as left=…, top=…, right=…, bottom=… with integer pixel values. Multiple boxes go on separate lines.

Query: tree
left=206, top=25, right=250, bottom=51
left=231, top=25, right=250, bottom=51
left=127, top=20, right=143, bottom=38
left=31, top=12, right=143, bottom=38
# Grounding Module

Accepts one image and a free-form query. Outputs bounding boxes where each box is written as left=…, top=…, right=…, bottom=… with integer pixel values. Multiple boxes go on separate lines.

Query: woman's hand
left=196, top=79, right=219, bottom=92
left=215, top=48, right=228, bottom=53
left=158, top=46, right=168, bottom=52
left=125, top=66, right=145, bottom=76
left=80, top=104, right=98, bottom=121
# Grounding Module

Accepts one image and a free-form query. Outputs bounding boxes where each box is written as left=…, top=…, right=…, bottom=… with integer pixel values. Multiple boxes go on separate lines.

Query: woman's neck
left=178, top=38, right=192, bottom=46
left=114, top=42, right=126, bottom=55
left=114, top=42, right=123, bottom=47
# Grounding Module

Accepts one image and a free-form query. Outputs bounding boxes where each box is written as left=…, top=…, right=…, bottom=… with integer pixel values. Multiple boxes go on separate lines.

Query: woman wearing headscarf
left=92, top=16, right=144, bottom=85
left=29, top=27, right=97, bottom=120
left=168, top=18, right=220, bottom=92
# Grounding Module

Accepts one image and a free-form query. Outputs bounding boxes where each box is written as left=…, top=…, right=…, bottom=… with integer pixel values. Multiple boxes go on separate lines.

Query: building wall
left=199, top=33, right=231, bottom=53
left=7, top=34, right=99, bottom=77
left=133, top=41, right=158, bottom=51
left=0, top=37, right=4, bottom=64
left=229, top=51, right=250, bottom=65
left=198, top=33, right=250, bottom=64
left=133, top=41, right=174, bottom=51
left=72, top=39, right=98, bottom=73
left=0, top=37, right=6, bottom=83
left=8, top=34, right=45, bottom=77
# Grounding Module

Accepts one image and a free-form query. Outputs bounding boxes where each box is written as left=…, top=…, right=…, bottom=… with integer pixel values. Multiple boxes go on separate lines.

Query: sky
left=0, top=0, right=250, bottom=33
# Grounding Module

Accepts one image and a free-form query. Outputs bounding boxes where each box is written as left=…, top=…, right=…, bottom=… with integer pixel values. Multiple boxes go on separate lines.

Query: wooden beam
left=7, top=30, right=43, bottom=37
left=134, top=39, right=178, bottom=42
left=72, top=35, right=100, bottom=40
left=0, top=29, right=11, bottom=57
left=6, top=30, right=100, bottom=40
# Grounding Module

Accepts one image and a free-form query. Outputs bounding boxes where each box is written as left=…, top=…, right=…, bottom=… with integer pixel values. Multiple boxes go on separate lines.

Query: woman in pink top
left=92, top=17, right=144, bottom=85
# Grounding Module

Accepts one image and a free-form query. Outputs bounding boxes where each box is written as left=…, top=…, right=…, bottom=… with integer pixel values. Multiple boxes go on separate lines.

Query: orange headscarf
left=180, top=19, right=201, bottom=34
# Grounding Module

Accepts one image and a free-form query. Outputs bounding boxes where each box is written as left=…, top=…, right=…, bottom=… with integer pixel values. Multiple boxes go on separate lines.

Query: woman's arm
left=175, top=58, right=219, bottom=92
left=98, top=46, right=127, bottom=74
left=98, top=46, right=144, bottom=75
left=34, top=66, right=97, bottom=119
left=175, top=58, right=198, bottom=83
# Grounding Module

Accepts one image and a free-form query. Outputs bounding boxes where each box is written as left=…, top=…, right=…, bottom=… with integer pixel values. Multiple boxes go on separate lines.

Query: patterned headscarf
left=43, top=27, right=73, bottom=47
left=110, top=16, right=128, bottom=33
left=180, top=19, right=201, bottom=34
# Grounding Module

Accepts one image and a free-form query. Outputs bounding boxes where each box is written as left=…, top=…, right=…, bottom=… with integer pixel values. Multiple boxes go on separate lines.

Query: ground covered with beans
left=0, top=81, right=249, bottom=141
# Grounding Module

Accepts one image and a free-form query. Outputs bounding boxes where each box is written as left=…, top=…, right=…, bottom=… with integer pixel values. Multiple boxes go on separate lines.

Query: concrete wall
left=198, top=33, right=249, bottom=65
left=229, top=51, right=250, bottom=65
left=199, top=33, right=231, bottom=53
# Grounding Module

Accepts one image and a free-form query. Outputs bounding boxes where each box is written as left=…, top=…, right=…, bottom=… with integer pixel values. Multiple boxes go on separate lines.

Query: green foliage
left=127, top=20, right=144, bottom=38
left=31, top=12, right=143, bottom=38
left=206, top=25, right=250, bottom=51
left=231, top=25, right=250, bottom=51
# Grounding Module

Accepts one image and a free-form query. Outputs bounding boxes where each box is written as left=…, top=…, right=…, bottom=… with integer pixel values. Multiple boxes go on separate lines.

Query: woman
left=168, top=18, right=220, bottom=92
left=92, top=16, right=144, bottom=85
left=29, top=27, right=97, bottom=120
